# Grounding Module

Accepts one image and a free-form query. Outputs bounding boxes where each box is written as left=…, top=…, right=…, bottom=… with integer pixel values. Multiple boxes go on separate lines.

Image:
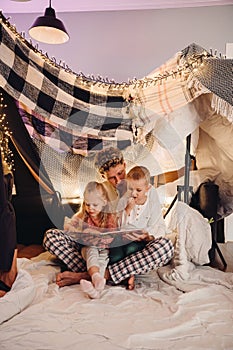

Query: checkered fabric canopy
left=0, top=13, right=133, bottom=155
left=1, top=12, right=233, bottom=198
left=1, top=12, right=233, bottom=153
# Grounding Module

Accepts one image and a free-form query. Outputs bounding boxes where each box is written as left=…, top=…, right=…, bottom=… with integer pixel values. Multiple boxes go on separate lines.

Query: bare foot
left=127, top=275, right=135, bottom=290
left=0, top=249, right=18, bottom=298
left=104, top=268, right=111, bottom=281
left=120, top=275, right=135, bottom=290
left=0, top=290, right=7, bottom=298
left=56, top=271, right=90, bottom=288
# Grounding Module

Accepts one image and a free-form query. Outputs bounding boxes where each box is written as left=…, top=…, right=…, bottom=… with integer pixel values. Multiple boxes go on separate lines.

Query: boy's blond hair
left=126, top=166, right=151, bottom=185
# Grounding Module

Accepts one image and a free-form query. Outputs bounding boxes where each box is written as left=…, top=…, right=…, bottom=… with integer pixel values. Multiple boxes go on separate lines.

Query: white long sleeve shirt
left=121, top=186, right=166, bottom=239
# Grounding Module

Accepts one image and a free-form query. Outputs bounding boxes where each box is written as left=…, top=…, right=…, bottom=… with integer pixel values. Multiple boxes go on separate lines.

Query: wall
left=3, top=5, right=233, bottom=81
left=225, top=214, right=233, bottom=242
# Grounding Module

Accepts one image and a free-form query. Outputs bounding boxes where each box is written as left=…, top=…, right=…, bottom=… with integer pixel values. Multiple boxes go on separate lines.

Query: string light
left=0, top=11, right=214, bottom=92
left=0, top=93, right=14, bottom=172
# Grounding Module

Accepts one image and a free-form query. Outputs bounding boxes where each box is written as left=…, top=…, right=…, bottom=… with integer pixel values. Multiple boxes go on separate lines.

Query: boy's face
left=127, top=178, right=150, bottom=205
left=102, top=162, right=126, bottom=188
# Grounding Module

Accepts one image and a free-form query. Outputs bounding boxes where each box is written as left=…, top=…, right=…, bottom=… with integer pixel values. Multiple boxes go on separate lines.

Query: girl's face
left=127, top=178, right=150, bottom=205
left=84, top=191, right=106, bottom=218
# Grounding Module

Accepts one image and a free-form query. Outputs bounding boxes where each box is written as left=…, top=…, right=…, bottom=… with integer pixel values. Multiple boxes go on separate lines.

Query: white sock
left=92, top=272, right=106, bottom=291
left=80, top=279, right=100, bottom=299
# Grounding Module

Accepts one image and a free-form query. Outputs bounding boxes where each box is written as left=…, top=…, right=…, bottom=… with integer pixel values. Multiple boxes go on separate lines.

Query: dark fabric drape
left=0, top=153, right=16, bottom=271
left=2, top=89, right=65, bottom=244
left=1, top=89, right=55, bottom=195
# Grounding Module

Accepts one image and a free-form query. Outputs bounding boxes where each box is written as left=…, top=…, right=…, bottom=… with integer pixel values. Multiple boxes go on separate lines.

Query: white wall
left=225, top=214, right=233, bottom=242
left=3, top=5, right=233, bottom=81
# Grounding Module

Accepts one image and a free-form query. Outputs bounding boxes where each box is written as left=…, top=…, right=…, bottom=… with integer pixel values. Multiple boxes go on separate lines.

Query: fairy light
left=0, top=11, right=213, bottom=93
left=0, top=92, right=14, bottom=171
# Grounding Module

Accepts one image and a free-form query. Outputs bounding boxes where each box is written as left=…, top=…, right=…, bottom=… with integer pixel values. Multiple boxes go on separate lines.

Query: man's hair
left=94, top=147, right=124, bottom=174
left=126, top=166, right=151, bottom=185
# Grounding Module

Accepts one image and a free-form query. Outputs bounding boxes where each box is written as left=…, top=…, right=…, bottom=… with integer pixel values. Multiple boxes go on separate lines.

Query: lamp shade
left=29, top=5, right=69, bottom=44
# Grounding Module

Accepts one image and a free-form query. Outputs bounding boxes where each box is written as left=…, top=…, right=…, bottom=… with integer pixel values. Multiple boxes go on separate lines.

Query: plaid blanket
left=181, top=43, right=233, bottom=108
left=126, top=46, right=210, bottom=126
left=0, top=13, right=133, bottom=153
left=1, top=12, right=233, bottom=156
left=17, top=101, right=131, bottom=155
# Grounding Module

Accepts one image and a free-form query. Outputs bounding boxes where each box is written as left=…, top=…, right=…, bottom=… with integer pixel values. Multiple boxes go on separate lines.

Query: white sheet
left=0, top=203, right=232, bottom=350
left=0, top=256, right=233, bottom=350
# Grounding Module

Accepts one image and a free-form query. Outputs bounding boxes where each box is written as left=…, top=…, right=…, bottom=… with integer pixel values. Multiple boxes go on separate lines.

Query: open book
left=66, top=227, right=145, bottom=248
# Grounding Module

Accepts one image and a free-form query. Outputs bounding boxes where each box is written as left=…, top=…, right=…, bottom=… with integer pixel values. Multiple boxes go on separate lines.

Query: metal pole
left=184, top=134, right=191, bottom=203
left=177, top=134, right=193, bottom=203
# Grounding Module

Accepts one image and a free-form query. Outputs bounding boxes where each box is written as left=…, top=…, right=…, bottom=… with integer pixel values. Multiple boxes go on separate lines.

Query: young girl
left=64, top=181, right=117, bottom=299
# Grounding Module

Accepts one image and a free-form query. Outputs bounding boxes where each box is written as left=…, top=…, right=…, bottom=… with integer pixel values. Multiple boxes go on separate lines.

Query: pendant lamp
left=29, top=0, right=69, bottom=44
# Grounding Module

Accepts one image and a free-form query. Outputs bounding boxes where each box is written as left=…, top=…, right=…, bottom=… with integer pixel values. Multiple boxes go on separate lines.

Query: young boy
left=110, top=165, right=166, bottom=263
left=123, top=166, right=165, bottom=239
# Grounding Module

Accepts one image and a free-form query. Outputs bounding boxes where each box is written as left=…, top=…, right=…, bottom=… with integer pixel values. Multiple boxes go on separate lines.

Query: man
left=43, top=147, right=174, bottom=289
left=94, top=147, right=128, bottom=211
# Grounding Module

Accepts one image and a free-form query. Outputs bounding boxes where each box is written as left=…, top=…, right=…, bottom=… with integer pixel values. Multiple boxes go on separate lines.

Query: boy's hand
left=124, top=230, right=152, bottom=242
left=134, top=230, right=152, bottom=242
left=125, top=197, right=136, bottom=216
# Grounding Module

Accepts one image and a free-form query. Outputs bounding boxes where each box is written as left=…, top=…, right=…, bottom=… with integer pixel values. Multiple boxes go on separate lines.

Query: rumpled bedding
left=1, top=204, right=233, bottom=350
left=1, top=258, right=233, bottom=350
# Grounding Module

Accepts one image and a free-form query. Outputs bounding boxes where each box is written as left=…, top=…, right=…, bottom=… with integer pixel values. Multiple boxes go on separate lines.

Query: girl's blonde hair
left=78, top=181, right=111, bottom=228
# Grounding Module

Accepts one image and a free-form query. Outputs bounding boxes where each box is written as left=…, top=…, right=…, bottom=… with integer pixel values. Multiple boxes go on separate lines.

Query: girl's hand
left=64, top=216, right=82, bottom=231
left=64, top=224, right=76, bottom=231
left=83, top=227, right=101, bottom=235
left=82, top=228, right=114, bottom=248
left=64, top=221, right=78, bottom=232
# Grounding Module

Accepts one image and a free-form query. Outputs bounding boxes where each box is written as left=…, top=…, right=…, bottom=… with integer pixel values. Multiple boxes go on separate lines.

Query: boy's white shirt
left=121, top=186, right=166, bottom=238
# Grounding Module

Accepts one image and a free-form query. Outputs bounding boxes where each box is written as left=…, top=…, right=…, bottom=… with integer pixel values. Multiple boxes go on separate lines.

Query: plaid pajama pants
left=43, top=229, right=174, bottom=284
left=108, top=237, right=174, bottom=284
left=43, top=229, right=87, bottom=272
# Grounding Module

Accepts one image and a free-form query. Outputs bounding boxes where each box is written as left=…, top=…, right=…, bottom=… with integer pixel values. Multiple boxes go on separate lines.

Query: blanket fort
left=1, top=11, right=233, bottom=226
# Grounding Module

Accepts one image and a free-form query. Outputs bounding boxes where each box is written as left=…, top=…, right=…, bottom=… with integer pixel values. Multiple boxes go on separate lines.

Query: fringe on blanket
left=211, top=94, right=233, bottom=122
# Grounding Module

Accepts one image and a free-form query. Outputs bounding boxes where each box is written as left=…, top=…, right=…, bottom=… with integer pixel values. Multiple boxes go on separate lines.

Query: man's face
left=103, top=162, right=126, bottom=188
